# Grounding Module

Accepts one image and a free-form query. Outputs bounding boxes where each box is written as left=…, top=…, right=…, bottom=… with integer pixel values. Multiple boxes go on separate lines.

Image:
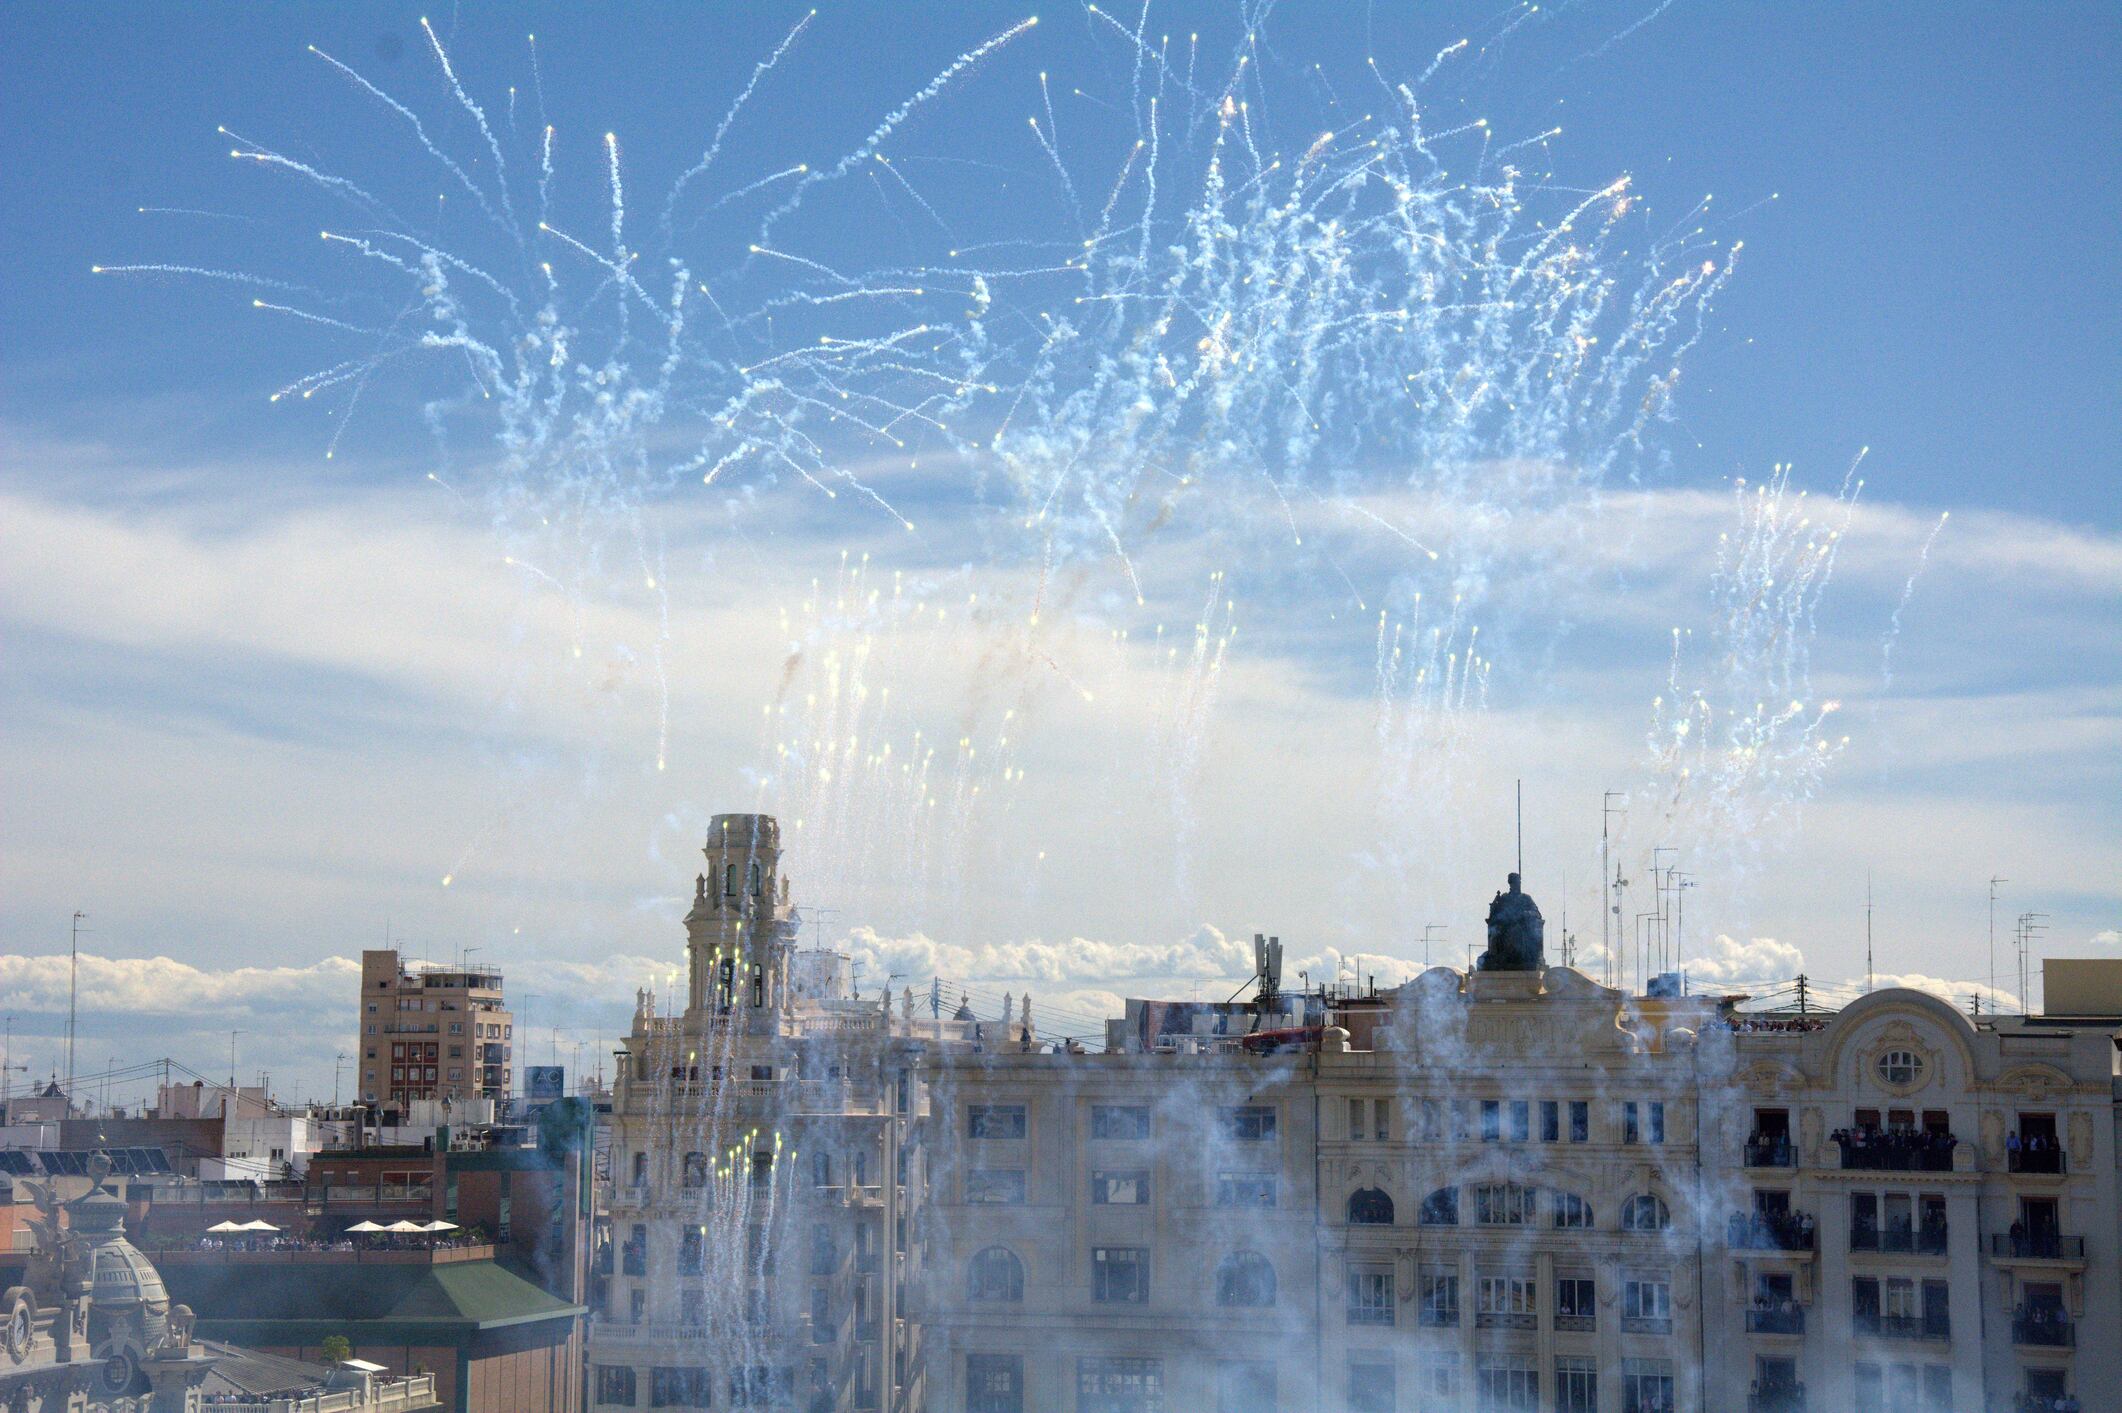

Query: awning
left=344, top=1220, right=388, bottom=1234
left=420, top=1220, right=459, bottom=1233
left=239, top=1220, right=281, bottom=1232
left=383, top=1220, right=427, bottom=1234
left=205, top=1221, right=248, bottom=1234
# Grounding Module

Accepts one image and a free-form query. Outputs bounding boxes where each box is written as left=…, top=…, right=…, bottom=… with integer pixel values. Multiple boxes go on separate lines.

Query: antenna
left=2015, top=912, right=2049, bottom=1016
left=1865, top=873, right=1876, bottom=994
left=67, top=910, right=88, bottom=1106
left=1422, top=924, right=1444, bottom=969
left=1601, top=793, right=1626, bottom=988
left=1986, top=877, right=2007, bottom=1018
left=1514, top=778, right=1525, bottom=878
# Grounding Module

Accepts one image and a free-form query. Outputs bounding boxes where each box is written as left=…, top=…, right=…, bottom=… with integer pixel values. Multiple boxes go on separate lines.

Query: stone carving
left=1478, top=874, right=1545, bottom=972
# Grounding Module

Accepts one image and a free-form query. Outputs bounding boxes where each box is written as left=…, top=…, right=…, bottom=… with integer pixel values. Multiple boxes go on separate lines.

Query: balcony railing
left=1837, top=1138, right=1957, bottom=1171
left=1729, top=1213, right=1815, bottom=1252
left=1747, top=1305, right=1805, bottom=1335
left=1857, top=1313, right=1949, bottom=1341
left=1745, top=1139, right=1795, bottom=1168
left=2012, top=1312, right=2074, bottom=1347
left=1990, top=1233, right=2084, bottom=1261
left=1554, top=1313, right=1595, bottom=1333
left=2007, top=1147, right=2065, bottom=1175
left=1621, top=1314, right=1673, bottom=1335
left=1748, top=1388, right=1807, bottom=1413
left=1475, top=1310, right=1535, bottom=1330
left=1850, top=1225, right=1947, bottom=1255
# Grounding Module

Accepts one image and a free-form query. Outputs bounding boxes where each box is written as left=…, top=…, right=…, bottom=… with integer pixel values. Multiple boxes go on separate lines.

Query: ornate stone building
left=590, top=815, right=975, bottom=1413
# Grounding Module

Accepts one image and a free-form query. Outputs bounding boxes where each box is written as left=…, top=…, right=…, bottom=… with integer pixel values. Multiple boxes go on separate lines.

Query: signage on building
left=526, top=1065, right=566, bottom=1100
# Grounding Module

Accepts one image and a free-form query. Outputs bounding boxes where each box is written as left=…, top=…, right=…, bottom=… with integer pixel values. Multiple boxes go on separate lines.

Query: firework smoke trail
left=1881, top=509, right=1949, bottom=693
left=1640, top=465, right=1857, bottom=901
left=1150, top=573, right=1238, bottom=907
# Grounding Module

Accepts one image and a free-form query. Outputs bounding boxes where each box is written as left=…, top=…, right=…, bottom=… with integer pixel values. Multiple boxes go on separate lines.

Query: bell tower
left=685, top=813, right=797, bottom=1026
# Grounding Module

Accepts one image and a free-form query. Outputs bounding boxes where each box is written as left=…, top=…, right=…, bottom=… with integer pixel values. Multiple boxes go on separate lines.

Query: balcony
left=1748, top=1388, right=1807, bottom=1413
left=1729, top=1212, right=1815, bottom=1252
left=1417, top=1306, right=1458, bottom=1329
left=2012, top=1311, right=2074, bottom=1347
left=1857, top=1313, right=1949, bottom=1342
left=1554, top=1313, right=1595, bottom=1334
left=1745, top=1138, right=1795, bottom=1168
left=1990, top=1232, right=2085, bottom=1263
left=1475, top=1310, right=1536, bottom=1330
left=1850, top=1225, right=1948, bottom=1256
left=1837, top=1135, right=1958, bottom=1172
left=1747, top=1305, right=1805, bottom=1335
left=1621, top=1314, right=1673, bottom=1335
left=2007, top=1147, right=2065, bottom=1175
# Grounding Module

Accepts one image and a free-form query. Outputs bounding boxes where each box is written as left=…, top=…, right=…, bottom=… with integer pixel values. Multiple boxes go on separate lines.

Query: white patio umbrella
left=205, top=1220, right=247, bottom=1234
left=239, top=1220, right=280, bottom=1232
left=345, top=1220, right=388, bottom=1233
left=383, top=1220, right=427, bottom=1234
left=420, top=1220, right=459, bottom=1233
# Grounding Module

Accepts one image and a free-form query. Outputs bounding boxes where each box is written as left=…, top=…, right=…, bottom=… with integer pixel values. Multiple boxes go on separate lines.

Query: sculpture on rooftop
left=1478, top=873, right=1546, bottom=972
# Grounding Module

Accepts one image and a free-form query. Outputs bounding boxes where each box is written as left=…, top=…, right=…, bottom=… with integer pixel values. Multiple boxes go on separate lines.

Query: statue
left=1477, top=873, right=1546, bottom=972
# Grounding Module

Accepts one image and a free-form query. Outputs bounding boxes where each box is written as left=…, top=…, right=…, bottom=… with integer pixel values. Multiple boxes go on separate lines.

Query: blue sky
left=1, top=2, right=2116, bottom=1103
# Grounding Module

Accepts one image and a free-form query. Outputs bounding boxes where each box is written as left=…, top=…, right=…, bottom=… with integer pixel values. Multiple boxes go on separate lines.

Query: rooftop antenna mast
left=1865, top=873, right=1875, bottom=994
left=1987, top=877, right=2007, bottom=1019
left=1601, top=793, right=1626, bottom=989
left=67, top=910, right=88, bottom=1108
left=1515, top=779, right=1523, bottom=877
left=2016, top=911, right=2048, bottom=1016
left=1422, top=924, right=1445, bottom=969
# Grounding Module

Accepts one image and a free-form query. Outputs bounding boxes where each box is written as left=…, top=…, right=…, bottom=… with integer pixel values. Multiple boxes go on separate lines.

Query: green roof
left=163, top=1257, right=581, bottom=1340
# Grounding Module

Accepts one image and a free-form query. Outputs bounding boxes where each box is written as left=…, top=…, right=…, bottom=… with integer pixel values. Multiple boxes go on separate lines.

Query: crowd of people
left=176, top=1225, right=490, bottom=1254
left=2012, top=1302, right=2074, bottom=1343
left=1831, top=1123, right=1957, bottom=1169
left=1728, top=1207, right=1814, bottom=1250
left=2015, top=1396, right=2084, bottom=1413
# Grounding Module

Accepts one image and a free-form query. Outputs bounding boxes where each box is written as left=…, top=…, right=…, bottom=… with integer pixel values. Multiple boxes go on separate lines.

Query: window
left=1481, top=1099, right=1502, bottom=1141
left=1216, top=1361, right=1277, bottom=1413
left=1092, top=1170, right=1150, bottom=1205
left=628, top=1288, right=646, bottom=1325
left=1349, top=1096, right=1368, bottom=1140
left=1570, top=1100, right=1589, bottom=1142
left=1623, top=1102, right=1641, bottom=1145
left=1621, top=1194, right=1670, bottom=1232
left=811, top=1149, right=832, bottom=1188
left=1553, top=1192, right=1593, bottom=1229
left=967, top=1354, right=1023, bottom=1413
left=597, top=1366, right=637, bottom=1405
left=1216, top=1172, right=1277, bottom=1208
left=1420, top=1269, right=1459, bottom=1325
left=1347, top=1186, right=1395, bottom=1225
left=1557, top=1276, right=1596, bottom=1323
left=1510, top=1100, right=1531, bottom=1143
left=1417, top=1356, right=1457, bottom=1405
left=1215, top=1251, right=1276, bottom=1308
left=1419, top=1186, right=1459, bottom=1226
left=967, top=1104, right=1026, bottom=1139
left=1372, top=1098, right=1390, bottom=1141
left=1649, top=1101, right=1666, bottom=1144
left=650, top=1367, right=712, bottom=1408
left=967, top=1247, right=1023, bottom=1303
left=1077, top=1358, right=1164, bottom=1413
left=1878, top=1049, right=1924, bottom=1087
left=1476, top=1358, right=1538, bottom=1411
left=1623, top=1277, right=1671, bottom=1322
left=1092, top=1247, right=1149, bottom=1304
left=681, top=1152, right=707, bottom=1188
left=1473, top=1183, right=1534, bottom=1226
left=965, top=1169, right=1026, bottom=1204
left=679, top=1227, right=704, bottom=1276
left=1622, top=1362, right=1673, bottom=1413
left=1347, top=1363, right=1395, bottom=1413
left=1092, top=1105, right=1150, bottom=1140
left=1220, top=1105, right=1276, bottom=1141
left=1479, top=1275, right=1536, bottom=1318
left=1541, top=1100, right=1561, bottom=1142
left=1556, top=1357, right=1597, bottom=1413
left=1347, top=1268, right=1394, bottom=1325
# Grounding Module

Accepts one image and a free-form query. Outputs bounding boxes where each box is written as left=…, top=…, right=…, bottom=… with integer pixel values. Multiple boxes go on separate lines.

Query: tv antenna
left=1986, top=877, right=2007, bottom=1019
left=67, top=910, right=89, bottom=1105
left=1422, top=924, right=1445, bottom=969
left=1601, top=793, right=1627, bottom=988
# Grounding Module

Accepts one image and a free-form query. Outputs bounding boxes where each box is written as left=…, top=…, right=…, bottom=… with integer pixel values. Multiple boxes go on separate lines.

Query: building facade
left=580, top=818, right=2119, bottom=1413
left=589, top=815, right=975, bottom=1413
left=359, top=951, right=514, bottom=1110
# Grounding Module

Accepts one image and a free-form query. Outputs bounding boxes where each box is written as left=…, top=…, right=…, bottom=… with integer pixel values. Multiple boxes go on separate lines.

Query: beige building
left=357, top=950, right=513, bottom=1110
left=577, top=819, right=2120, bottom=1413
left=589, top=814, right=976, bottom=1413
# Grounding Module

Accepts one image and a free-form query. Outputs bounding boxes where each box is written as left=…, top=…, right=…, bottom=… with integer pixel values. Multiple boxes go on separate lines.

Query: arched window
left=1621, top=1194, right=1670, bottom=1232
left=749, top=860, right=763, bottom=896
left=1347, top=1187, right=1395, bottom=1225
left=681, top=1152, right=708, bottom=1188
left=724, top=863, right=737, bottom=897
left=1215, top=1250, right=1277, bottom=1307
left=1877, top=1049, right=1924, bottom=1087
left=1419, top=1186, right=1459, bottom=1226
left=811, top=1150, right=833, bottom=1188
left=968, top=1246, right=1023, bottom=1303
